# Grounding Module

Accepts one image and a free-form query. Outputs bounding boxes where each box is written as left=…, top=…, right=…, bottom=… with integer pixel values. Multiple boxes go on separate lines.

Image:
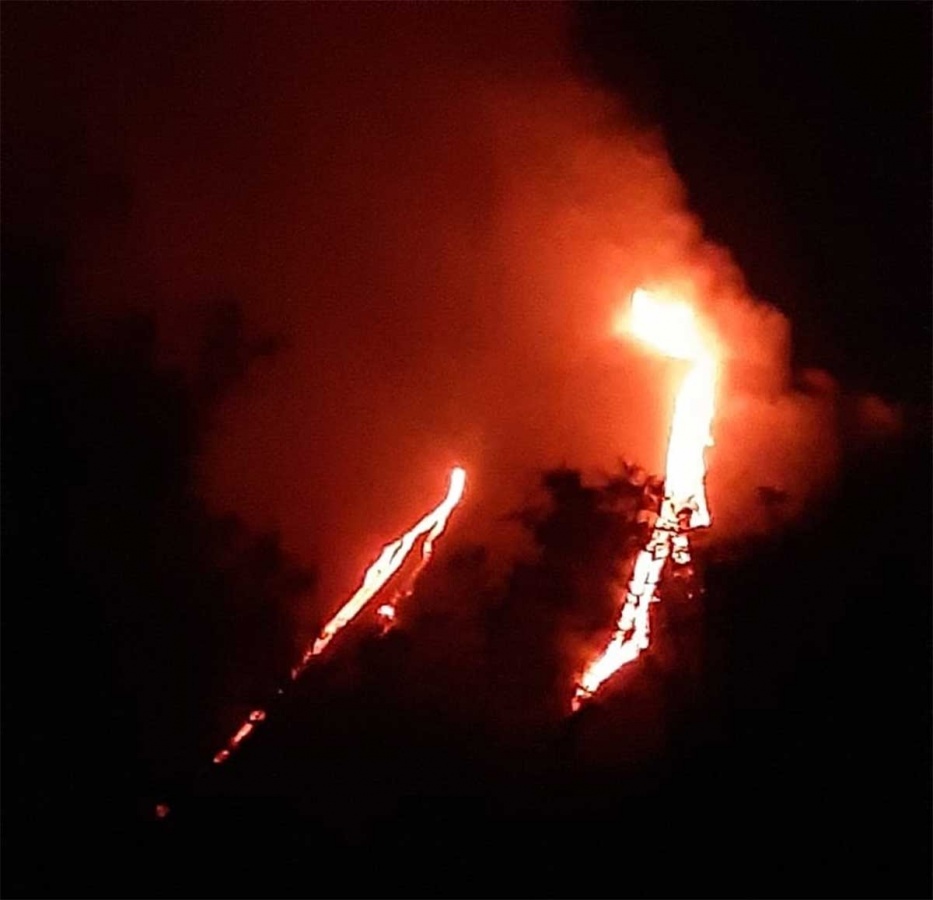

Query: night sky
left=3, top=4, right=930, bottom=898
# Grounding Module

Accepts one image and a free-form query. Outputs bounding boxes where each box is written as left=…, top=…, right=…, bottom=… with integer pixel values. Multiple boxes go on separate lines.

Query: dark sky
left=3, top=4, right=930, bottom=898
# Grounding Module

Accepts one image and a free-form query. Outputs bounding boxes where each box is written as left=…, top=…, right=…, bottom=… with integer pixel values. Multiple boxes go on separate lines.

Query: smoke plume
left=14, top=5, right=850, bottom=642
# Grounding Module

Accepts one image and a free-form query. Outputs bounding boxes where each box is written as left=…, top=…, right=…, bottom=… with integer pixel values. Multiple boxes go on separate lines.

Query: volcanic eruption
left=573, top=287, right=717, bottom=709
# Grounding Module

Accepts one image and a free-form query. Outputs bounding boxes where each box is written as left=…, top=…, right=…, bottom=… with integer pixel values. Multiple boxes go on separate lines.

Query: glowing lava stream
left=210, top=465, right=466, bottom=765
left=374, top=494, right=460, bottom=635
left=297, top=464, right=466, bottom=670
left=573, top=289, right=717, bottom=710
left=212, top=709, right=266, bottom=766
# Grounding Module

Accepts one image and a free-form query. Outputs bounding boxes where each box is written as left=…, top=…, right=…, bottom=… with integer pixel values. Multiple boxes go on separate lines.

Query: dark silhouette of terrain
left=3, top=237, right=929, bottom=897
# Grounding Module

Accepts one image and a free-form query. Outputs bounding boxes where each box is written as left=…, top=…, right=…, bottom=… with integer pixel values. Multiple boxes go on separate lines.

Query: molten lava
left=573, top=288, right=717, bottom=708
left=210, top=466, right=466, bottom=766
left=296, top=465, right=466, bottom=670
left=212, top=708, right=266, bottom=765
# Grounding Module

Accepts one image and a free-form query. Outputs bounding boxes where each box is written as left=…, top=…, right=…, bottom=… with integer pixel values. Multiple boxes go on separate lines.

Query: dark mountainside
left=146, top=422, right=932, bottom=899
left=3, top=236, right=930, bottom=896
left=2, top=240, right=313, bottom=893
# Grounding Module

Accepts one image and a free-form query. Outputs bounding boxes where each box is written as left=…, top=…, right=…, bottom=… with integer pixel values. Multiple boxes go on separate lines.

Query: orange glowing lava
left=212, top=708, right=266, bottom=765
left=574, top=288, right=717, bottom=708
left=295, top=465, right=466, bottom=671
left=211, top=466, right=465, bottom=768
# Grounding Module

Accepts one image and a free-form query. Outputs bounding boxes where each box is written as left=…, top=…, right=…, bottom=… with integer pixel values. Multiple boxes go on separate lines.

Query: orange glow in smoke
left=628, top=286, right=707, bottom=361
left=574, top=288, right=717, bottom=708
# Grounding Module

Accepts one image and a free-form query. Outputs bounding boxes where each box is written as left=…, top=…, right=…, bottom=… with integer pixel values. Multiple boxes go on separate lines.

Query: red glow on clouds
left=43, top=6, right=840, bottom=649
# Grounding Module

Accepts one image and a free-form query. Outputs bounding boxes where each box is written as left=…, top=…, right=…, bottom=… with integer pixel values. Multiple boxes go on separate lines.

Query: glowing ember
left=295, top=465, right=466, bottom=670
left=574, top=288, right=717, bottom=707
left=232, top=722, right=254, bottom=744
left=212, top=708, right=266, bottom=765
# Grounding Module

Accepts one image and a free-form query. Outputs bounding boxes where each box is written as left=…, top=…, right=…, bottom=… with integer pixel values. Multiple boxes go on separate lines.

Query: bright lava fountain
left=573, top=288, right=717, bottom=710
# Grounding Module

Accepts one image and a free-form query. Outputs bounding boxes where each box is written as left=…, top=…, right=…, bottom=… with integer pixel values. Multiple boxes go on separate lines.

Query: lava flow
left=293, top=464, right=466, bottom=676
left=374, top=475, right=465, bottom=634
left=210, top=465, right=466, bottom=765
left=573, top=288, right=717, bottom=709
left=212, top=709, right=266, bottom=765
